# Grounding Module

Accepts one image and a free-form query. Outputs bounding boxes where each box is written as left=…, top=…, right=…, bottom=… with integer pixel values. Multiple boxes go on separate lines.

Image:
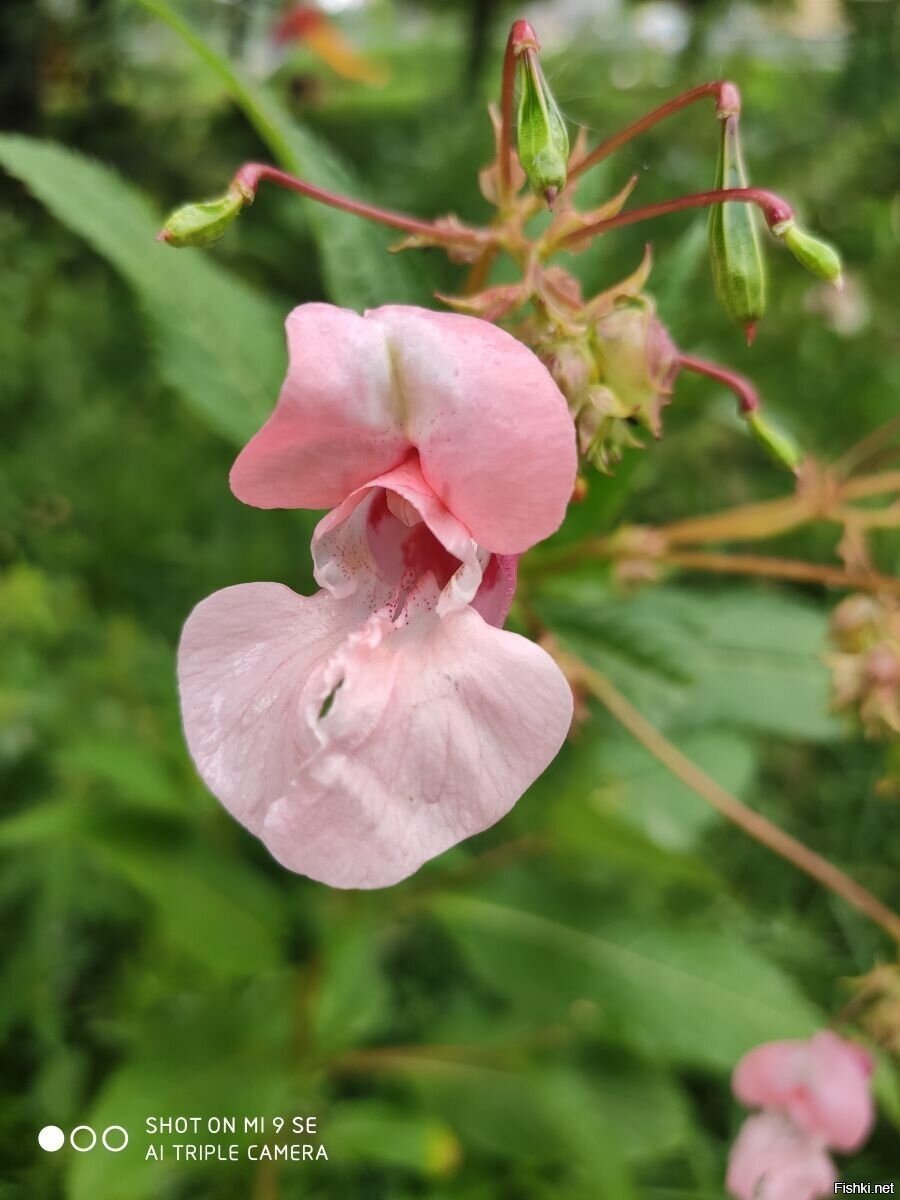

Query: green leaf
left=589, top=1061, right=694, bottom=1163
left=139, top=0, right=426, bottom=309
left=589, top=729, right=757, bottom=851
left=529, top=746, right=721, bottom=887
left=541, top=584, right=841, bottom=740
left=58, top=734, right=183, bottom=813
left=312, top=917, right=390, bottom=1054
left=85, top=828, right=285, bottom=976
left=68, top=979, right=299, bottom=1200
left=434, top=896, right=820, bottom=1070
left=363, top=1054, right=639, bottom=1197
left=326, top=1100, right=460, bottom=1176
left=0, top=134, right=283, bottom=444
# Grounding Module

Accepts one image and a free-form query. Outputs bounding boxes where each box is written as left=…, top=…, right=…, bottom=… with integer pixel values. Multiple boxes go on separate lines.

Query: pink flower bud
left=593, top=305, right=680, bottom=437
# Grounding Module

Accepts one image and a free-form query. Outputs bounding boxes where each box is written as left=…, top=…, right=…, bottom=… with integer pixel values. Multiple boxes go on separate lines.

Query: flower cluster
left=161, top=20, right=841, bottom=480
left=177, top=304, right=577, bottom=887
left=160, top=18, right=850, bottom=891
left=828, top=593, right=900, bottom=740
left=727, top=1031, right=875, bottom=1200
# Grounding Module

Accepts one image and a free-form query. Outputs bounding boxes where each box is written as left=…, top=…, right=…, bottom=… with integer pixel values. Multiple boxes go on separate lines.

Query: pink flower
left=229, top=303, right=577, bottom=554
left=726, top=1112, right=836, bottom=1200
left=733, top=1030, right=875, bottom=1152
left=179, top=453, right=574, bottom=888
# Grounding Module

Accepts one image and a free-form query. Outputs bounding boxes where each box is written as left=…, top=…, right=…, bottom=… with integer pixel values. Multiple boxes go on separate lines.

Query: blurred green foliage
left=1, top=1, right=898, bottom=1197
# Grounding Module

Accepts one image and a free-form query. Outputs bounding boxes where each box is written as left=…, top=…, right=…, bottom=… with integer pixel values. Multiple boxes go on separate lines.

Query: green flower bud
left=775, top=219, right=843, bottom=289
left=516, top=50, right=569, bottom=202
left=708, top=115, right=766, bottom=341
left=158, top=184, right=249, bottom=248
left=746, top=411, right=802, bottom=473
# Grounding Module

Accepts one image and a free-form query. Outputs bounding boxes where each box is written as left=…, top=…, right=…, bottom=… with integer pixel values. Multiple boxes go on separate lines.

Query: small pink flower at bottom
left=178, top=456, right=573, bottom=888
left=726, top=1112, right=836, bottom=1200
left=733, top=1030, right=874, bottom=1151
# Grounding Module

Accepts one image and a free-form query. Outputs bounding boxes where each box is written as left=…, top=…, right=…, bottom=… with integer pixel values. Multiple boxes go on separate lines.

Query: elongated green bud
left=157, top=183, right=250, bottom=248
left=516, top=46, right=569, bottom=204
left=773, top=219, right=843, bottom=289
left=746, top=411, right=802, bottom=472
left=709, top=115, right=766, bottom=343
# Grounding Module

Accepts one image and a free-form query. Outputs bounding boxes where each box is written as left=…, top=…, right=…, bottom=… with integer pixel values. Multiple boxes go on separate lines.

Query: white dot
left=38, top=1126, right=65, bottom=1153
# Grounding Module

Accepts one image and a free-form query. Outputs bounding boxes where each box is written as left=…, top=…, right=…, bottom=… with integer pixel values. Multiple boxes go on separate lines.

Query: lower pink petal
left=262, top=606, right=572, bottom=888
left=177, top=583, right=357, bottom=834
left=727, top=1113, right=836, bottom=1200
left=178, top=584, right=572, bottom=888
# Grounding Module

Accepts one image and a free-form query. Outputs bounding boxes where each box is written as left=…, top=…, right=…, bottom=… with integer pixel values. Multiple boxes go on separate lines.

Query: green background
left=1, top=0, right=898, bottom=1196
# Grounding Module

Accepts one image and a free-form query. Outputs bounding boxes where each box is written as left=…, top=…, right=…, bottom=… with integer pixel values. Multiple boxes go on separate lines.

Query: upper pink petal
left=370, top=306, right=576, bottom=554
left=733, top=1040, right=809, bottom=1110
left=732, top=1032, right=875, bottom=1152
left=262, top=605, right=572, bottom=888
left=229, top=304, right=409, bottom=510
left=230, top=304, right=576, bottom=555
left=726, top=1113, right=836, bottom=1200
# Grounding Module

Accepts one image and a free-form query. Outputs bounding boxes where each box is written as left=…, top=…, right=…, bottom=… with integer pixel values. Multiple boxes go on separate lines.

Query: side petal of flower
left=311, top=455, right=482, bottom=610
left=470, top=554, right=518, bottom=628
left=261, top=606, right=573, bottom=888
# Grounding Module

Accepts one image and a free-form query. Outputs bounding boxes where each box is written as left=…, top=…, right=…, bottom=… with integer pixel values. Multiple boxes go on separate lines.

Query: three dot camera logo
left=38, top=1125, right=128, bottom=1154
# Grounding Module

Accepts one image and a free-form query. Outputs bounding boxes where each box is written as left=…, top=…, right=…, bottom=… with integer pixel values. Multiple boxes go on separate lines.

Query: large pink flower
left=732, top=1031, right=874, bottom=1152
left=229, top=303, right=577, bottom=554
left=178, top=457, right=573, bottom=888
left=726, top=1113, right=836, bottom=1200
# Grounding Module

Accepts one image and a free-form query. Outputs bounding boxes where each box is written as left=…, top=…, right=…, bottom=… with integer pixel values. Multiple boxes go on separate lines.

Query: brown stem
left=252, top=1161, right=279, bottom=1200
left=554, top=650, right=900, bottom=945
left=834, top=416, right=900, bottom=478
left=231, top=162, right=487, bottom=248
left=556, top=187, right=793, bottom=250
left=463, top=245, right=500, bottom=295
left=657, top=494, right=819, bottom=546
left=836, top=505, right=900, bottom=531
left=841, top=471, right=900, bottom=502
left=524, top=468, right=900, bottom=581
left=662, top=550, right=900, bottom=595
left=569, top=81, right=741, bottom=183
left=679, top=352, right=760, bottom=414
